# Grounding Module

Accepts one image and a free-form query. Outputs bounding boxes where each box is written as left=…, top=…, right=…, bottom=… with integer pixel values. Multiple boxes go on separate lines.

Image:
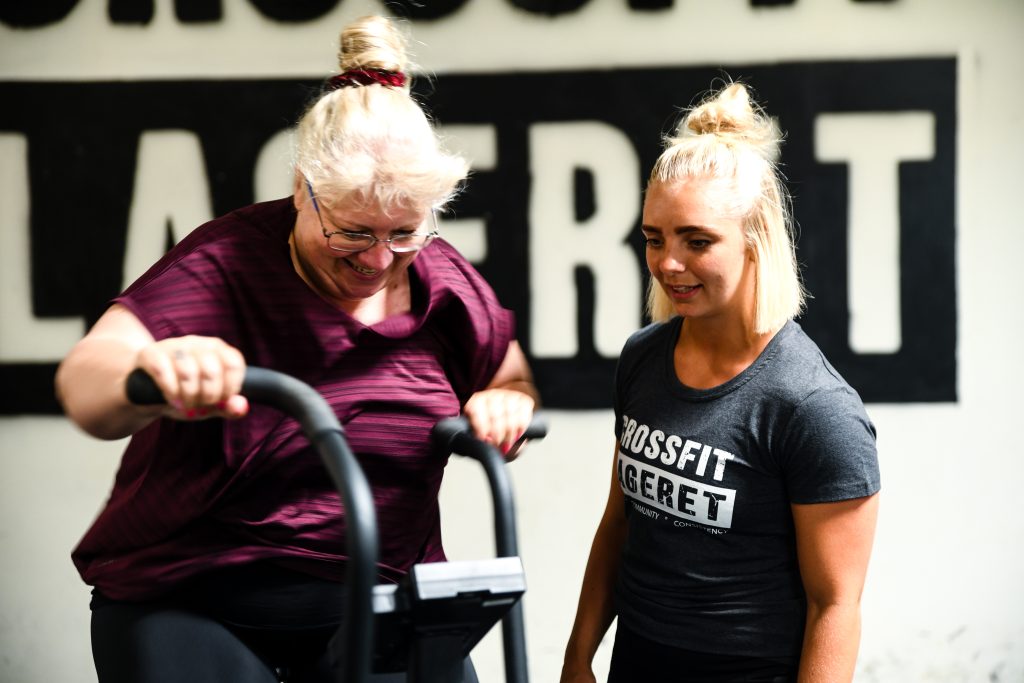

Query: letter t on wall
left=815, top=112, right=935, bottom=353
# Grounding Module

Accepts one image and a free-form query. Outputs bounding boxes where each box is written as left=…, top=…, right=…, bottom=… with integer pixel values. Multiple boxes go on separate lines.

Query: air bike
left=126, top=366, right=546, bottom=683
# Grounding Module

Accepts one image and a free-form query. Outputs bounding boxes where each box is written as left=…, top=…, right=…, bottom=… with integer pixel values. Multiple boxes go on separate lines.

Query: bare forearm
left=56, top=335, right=161, bottom=440
left=495, top=377, right=540, bottom=404
left=797, top=602, right=862, bottom=683
left=792, top=495, right=878, bottom=683
left=57, top=304, right=250, bottom=440
left=561, top=517, right=626, bottom=680
left=562, top=572, right=617, bottom=671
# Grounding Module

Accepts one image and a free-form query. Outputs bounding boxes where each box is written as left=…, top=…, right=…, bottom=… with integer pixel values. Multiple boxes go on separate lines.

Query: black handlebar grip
left=126, top=368, right=166, bottom=405
left=432, top=413, right=548, bottom=453
left=522, top=413, right=549, bottom=441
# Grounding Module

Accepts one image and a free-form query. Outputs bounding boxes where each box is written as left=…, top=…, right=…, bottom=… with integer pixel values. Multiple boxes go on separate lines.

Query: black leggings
left=90, top=563, right=478, bottom=683
left=608, top=622, right=797, bottom=683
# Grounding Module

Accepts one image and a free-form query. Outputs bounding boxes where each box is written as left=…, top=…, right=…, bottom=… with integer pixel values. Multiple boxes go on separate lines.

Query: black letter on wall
left=508, top=0, right=591, bottom=16
left=248, top=0, right=339, bottom=22
left=0, top=0, right=78, bottom=27
left=384, top=0, right=470, bottom=20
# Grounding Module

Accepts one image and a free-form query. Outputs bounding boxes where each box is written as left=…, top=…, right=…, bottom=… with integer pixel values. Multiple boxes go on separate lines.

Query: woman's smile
left=341, top=257, right=382, bottom=278
left=668, top=283, right=703, bottom=300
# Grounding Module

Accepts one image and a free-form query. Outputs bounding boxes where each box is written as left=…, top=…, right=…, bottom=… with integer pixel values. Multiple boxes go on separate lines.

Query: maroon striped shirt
left=72, top=198, right=515, bottom=600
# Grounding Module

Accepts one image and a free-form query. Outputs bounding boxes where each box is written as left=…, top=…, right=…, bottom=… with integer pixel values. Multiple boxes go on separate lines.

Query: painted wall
left=1, top=0, right=1022, bottom=680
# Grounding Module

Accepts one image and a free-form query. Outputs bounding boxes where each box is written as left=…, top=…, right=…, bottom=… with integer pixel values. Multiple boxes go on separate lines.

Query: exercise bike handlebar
left=431, top=414, right=547, bottom=559
left=125, top=367, right=379, bottom=683
left=431, top=414, right=548, bottom=683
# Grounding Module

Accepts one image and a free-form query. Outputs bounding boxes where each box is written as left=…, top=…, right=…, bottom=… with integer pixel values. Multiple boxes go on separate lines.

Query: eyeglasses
left=305, top=181, right=438, bottom=254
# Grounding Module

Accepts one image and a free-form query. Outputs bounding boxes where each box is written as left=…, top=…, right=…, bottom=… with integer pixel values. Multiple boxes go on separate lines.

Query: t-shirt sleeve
left=115, top=241, right=238, bottom=343
left=779, top=385, right=881, bottom=504
left=429, top=241, right=517, bottom=403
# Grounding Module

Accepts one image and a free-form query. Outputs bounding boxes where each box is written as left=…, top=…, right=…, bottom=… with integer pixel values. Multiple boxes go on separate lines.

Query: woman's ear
left=291, top=172, right=306, bottom=210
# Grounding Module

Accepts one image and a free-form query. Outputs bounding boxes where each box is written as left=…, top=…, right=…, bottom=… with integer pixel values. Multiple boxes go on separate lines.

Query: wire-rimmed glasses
left=305, top=181, right=438, bottom=254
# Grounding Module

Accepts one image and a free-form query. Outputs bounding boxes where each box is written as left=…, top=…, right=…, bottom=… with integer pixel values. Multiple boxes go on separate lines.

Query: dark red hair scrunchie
left=327, top=69, right=406, bottom=90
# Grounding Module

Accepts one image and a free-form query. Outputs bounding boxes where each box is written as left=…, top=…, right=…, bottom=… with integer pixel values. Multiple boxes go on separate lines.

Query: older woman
left=56, top=15, right=536, bottom=683
left=561, top=83, right=880, bottom=682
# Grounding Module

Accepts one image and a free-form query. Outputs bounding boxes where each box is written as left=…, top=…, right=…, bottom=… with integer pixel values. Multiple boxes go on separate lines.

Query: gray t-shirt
left=613, top=318, right=880, bottom=659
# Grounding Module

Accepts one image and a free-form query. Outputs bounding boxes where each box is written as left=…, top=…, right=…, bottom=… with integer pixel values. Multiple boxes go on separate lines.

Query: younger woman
left=561, top=82, right=880, bottom=683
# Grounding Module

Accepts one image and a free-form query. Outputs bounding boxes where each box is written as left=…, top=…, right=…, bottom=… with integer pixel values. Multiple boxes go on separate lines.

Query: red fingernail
left=198, top=408, right=209, bottom=417
left=185, top=409, right=197, bottom=418
left=215, top=401, right=228, bottom=410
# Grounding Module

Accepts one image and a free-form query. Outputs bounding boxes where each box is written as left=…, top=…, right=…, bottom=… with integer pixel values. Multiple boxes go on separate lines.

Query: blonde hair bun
left=672, top=82, right=781, bottom=163
left=337, top=15, right=410, bottom=82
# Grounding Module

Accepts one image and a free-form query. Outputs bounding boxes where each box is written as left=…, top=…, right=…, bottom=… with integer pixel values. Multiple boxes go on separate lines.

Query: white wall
left=3, top=1, right=1024, bottom=681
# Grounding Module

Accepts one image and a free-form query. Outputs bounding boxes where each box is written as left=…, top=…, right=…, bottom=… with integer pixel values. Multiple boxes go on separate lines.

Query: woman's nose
left=355, top=241, right=394, bottom=270
left=659, top=250, right=686, bottom=273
